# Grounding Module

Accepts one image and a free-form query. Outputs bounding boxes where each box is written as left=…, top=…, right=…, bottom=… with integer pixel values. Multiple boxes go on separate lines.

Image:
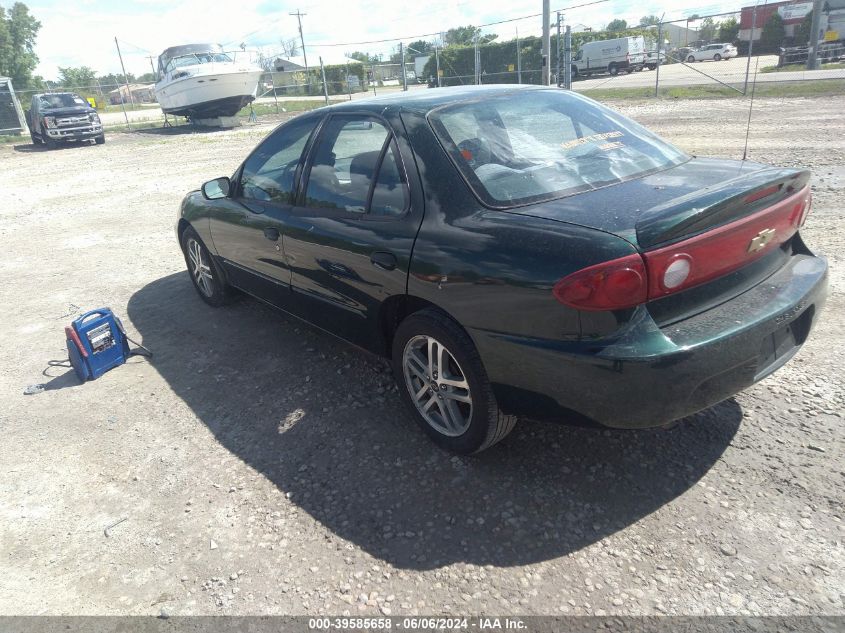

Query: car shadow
left=13, top=141, right=96, bottom=153
left=128, top=273, right=741, bottom=570
left=132, top=124, right=235, bottom=136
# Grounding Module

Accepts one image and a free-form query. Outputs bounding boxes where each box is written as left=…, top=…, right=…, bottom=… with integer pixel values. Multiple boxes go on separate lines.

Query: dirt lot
left=0, top=94, right=843, bottom=617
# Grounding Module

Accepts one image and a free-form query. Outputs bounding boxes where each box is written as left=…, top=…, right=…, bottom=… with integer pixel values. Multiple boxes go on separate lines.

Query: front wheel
left=180, top=227, right=234, bottom=307
left=571, top=65, right=578, bottom=79
left=392, top=309, right=517, bottom=454
left=687, top=55, right=696, bottom=63
left=95, top=134, right=105, bottom=145
left=714, top=53, right=722, bottom=61
left=44, top=136, right=59, bottom=150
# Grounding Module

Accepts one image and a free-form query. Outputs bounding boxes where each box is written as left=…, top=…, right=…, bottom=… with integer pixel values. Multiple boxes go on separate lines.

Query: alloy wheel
left=402, top=335, right=473, bottom=436
left=187, top=237, right=214, bottom=297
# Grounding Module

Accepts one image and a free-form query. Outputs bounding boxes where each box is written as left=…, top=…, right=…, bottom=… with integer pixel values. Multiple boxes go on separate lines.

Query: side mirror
left=202, top=176, right=231, bottom=200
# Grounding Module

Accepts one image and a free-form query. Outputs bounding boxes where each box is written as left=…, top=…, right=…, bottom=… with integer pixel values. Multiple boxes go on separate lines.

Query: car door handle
left=370, top=251, right=397, bottom=271
left=263, top=227, right=280, bottom=241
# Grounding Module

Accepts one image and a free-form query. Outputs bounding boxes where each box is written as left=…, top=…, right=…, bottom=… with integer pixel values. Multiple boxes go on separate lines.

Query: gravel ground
left=0, top=94, right=843, bottom=617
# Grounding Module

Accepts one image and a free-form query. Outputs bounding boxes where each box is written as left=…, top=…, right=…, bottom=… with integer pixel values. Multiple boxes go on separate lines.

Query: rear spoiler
left=636, top=168, right=811, bottom=249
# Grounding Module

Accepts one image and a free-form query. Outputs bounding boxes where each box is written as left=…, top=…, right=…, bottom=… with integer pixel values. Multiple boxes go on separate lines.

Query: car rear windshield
left=428, top=89, right=689, bottom=208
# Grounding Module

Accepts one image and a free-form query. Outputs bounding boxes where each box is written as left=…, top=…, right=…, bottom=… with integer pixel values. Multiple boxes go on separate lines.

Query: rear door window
left=302, top=115, right=409, bottom=216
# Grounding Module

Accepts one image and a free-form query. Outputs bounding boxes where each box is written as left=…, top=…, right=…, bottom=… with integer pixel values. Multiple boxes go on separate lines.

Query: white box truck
left=571, top=36, right=646, bottom=78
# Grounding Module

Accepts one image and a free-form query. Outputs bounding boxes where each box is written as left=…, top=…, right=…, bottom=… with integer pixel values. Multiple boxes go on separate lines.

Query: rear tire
left=180, top=226, right=234, bottom=307
left=571, top=65, right=578, bottom=79
left=687, top=55, right=696, bottom=63
left=608, top=63, right=619, bottom=75
left=392, top=309, right=517, bottom=454
left=714, top=53, right=722, bottom=61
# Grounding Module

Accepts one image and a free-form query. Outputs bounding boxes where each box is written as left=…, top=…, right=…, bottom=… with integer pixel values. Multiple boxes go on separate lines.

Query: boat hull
left=155, top=70, right=261, bottom=118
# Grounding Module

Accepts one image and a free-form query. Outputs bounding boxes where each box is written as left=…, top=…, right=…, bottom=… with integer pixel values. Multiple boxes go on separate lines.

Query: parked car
left=644, top=50, right=667, bottom=70
left=571, top=36, right=646, bottom=77
left=686, top=43, right=738, bottom=62
left=27, top=92, right=104, bottom=148
left=177, top=85, right=827, bottom=454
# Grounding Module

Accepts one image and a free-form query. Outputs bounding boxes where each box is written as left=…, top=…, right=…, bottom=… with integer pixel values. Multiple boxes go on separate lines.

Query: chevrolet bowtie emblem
left=748, top=228, right=776, bottom=253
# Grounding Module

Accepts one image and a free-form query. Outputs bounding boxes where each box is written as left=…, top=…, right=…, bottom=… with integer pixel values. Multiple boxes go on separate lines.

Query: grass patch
left=580, top=79, right=845, bottom=102
left=760, top=61, right=845, bottom=73
left=0, top=134, right=25, bottom=144
left=236, top=100, right=336, bottom=117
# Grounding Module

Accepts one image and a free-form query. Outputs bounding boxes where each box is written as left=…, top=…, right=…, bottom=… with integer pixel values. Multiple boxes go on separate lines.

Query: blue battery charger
left=65, top=308, right=131, bottom=381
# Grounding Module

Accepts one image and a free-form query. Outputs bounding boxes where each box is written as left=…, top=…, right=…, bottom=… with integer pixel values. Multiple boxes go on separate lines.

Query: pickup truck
left=27, top=92, right=104, bottom=148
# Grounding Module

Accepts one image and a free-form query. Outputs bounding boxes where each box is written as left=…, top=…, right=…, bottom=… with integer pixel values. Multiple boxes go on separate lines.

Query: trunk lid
left=509, top=157, right=808, bottom=249
left=514, top=157, right=813, bottom=323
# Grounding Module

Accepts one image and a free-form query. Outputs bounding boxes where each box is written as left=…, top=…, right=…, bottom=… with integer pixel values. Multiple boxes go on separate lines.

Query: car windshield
left=167, top=52, right=233, bottom=71
left=429, top=89, right=689, bottom=208
left=39, top=93, right=86, bottom=108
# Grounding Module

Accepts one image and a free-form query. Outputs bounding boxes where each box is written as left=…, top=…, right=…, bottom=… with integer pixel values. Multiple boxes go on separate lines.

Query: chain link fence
left=3, top=0, right=843, bottom=139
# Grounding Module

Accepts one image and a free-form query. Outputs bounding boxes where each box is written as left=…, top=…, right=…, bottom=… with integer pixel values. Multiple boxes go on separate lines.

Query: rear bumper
left=472, top=253, right=828, bottom=428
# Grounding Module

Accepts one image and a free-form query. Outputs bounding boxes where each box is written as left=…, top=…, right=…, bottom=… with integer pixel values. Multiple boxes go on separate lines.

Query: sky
left=23, top=0, right=747, bottom=80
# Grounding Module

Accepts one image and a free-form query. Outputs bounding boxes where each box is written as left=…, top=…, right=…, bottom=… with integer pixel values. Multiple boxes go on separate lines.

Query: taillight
left=553, top=253, right=647, bottom=311
left=554, top=187, right=811, bottom=311
left=797, top=194, right=811, bottom=227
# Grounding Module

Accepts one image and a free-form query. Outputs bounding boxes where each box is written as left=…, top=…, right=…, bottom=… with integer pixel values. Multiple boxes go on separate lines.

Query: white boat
left=154, top=43, right=262, bottom=119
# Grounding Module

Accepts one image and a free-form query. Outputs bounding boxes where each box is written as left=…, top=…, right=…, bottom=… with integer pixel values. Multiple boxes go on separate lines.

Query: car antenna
left=742, top=1, right=762, bottom=162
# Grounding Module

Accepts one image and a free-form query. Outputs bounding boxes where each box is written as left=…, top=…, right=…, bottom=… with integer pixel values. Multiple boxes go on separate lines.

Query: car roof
left=319, top=84, right=557, bottom=116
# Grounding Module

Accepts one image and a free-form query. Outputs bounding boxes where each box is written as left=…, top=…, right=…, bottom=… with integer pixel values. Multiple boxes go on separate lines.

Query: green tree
left=639, top=15, right=660, bottom=26
left=349, top=51, right=379, bottom=64
left=795, top=11, right=813, bottom=45
left=406, top=39, right=433, bottom=56
left=0, top=2, right=41, bottom=88
left=699, top=17, right=716, bottom=42
left=443, top=25, right=495, bottom=46
left=606, top=19, right=628, bottom=32
left=137, top=72, right=156, bottom=84
left=760, top=12, right=786, bottom=52
left=58, top=66, right=97, bottom=89
left=98, top=71, right=136, bottom=89
left=717, top=17, right=740, bottom=43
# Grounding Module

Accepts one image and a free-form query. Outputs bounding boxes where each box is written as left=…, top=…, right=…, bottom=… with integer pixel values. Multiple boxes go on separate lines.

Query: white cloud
left=29, top=0, right=745, bottom=81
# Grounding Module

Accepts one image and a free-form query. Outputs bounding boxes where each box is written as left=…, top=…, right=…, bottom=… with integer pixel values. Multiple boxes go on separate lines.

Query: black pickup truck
left=27, top=92, right=105, bottom=148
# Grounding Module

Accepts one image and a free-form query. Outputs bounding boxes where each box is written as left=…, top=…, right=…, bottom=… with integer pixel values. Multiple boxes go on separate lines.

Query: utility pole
left=319, top=56, right=329, bottom=104
left=435, top=46, right=441, bottom=87
left=400, top=43, right=407, bottom=91
left=516, top=27, right=522, bottom=83
left=542, top=0, right=551, bottom=85
left=743, top=2, right=759, bottom=95
left=290, top=10, right=309, bottom=91
left=807, top=0, right=824, bottom=69
left=113, top=37, right=133, bottom=128
left=146, top=56, right=158, bottom=82
left=654, top=20, right=663, bottom=97
left=563, top=25, right=572, bottom=89
left=474, top=34, right=480, bottom=84
left=556, top=12, right=561, bottom=87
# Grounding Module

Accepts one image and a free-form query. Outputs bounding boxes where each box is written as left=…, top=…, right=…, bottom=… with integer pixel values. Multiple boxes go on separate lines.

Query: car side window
left=303, top=116, right=405, bottom=214
left=240, top=118, right=315, bottom=204
left=370, top=142, right=408, bottom=217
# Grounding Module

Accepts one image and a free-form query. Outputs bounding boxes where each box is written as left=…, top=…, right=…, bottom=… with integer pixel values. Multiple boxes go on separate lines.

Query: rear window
left=428, top=89, right=688, bottom=208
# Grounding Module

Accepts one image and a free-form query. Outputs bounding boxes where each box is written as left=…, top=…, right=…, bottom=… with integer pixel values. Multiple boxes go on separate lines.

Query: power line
left=290, top=9, right=310, bottom=73
left=305, top=0, right=610, bottom=47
